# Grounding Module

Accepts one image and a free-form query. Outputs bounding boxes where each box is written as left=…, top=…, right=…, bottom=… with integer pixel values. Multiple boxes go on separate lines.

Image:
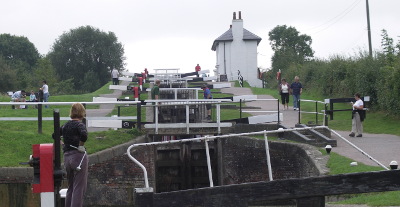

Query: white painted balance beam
left=121, top=71, right=136, bottom=76
left=93, top=97, right=118, bottom=102
left=144, top=122, right=232, bottom=129
left=247, top=113, right=283, bottom=124
left=0, top=116, right=137, bottom=121
left=198, top=69, right=210, bottom=74
left=212, top=83, right=231, bottom=89
left=109, top=85, right=129, bottom=90
left=118, top=77, right=132, bottom=81
left=203, top=76, right=217, bottom=81
left=232, top=95, right=258, bottom=102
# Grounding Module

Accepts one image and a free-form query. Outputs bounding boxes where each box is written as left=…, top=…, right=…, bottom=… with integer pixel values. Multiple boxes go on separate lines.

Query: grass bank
left=0, top=82, right=143, bottom=167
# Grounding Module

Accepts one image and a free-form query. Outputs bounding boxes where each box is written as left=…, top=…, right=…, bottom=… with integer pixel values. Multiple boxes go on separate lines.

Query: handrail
left=127, top=126, right=334, bottom=189
left=127, top=126, right=390, bottom=189
left=0, top=101, right=140, bottom=106
left=238, top=98, right=281, bottom=124
left=0, top=101, right=141, bottom=133
left=298, top=99, right=327, bottom=126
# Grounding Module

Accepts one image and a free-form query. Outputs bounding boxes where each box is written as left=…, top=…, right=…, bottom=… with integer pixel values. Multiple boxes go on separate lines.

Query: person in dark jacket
left=290, top=76, right=303, bottom=110
left=61, top=103, right=88, bottom=207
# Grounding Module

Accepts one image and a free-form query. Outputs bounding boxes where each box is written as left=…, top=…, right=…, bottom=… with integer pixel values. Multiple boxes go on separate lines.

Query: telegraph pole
left=366, top=0, right=373, bottom=57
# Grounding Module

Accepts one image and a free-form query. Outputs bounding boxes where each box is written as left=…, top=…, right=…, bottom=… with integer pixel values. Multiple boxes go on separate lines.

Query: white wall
left=214, top=19, right=261, bottom=87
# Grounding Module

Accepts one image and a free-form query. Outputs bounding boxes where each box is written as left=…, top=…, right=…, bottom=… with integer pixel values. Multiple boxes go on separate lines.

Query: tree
left=30, top=57, right=57, bottom=92
left=0, top=34, right=41, bottom=89
left=0, top=56, right=17, bottom=92
left=48, top=26, right=125, bottom=92
left=268, top=25, right=314, bottom=72
left=380, top=29, right=396, bottom=66
left=0, top=34, right=40, bottom=69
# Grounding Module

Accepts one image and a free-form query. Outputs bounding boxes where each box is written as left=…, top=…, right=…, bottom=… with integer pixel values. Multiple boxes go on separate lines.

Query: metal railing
left=144, top=99, right=232, bottom=134
left=0, top=101, right=140, bottom=133
left=239, top=98, right=281, bottom=124
left=298, top=99, right=327, bottom=125
left=127, top=126, right=390, bottom=189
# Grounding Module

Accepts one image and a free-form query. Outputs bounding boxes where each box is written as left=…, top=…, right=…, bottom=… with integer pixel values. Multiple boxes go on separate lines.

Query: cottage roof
left=211, top=28, right=262, bottom=51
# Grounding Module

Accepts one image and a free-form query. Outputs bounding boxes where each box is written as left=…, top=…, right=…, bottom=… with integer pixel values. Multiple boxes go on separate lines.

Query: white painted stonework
left=212, top=13, right=262, bottom=87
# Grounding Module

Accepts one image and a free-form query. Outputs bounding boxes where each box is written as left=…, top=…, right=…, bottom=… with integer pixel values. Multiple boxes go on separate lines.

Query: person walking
left=290, top=76, right=302, bottom=110
left=195, top=64, right=201, bottom=77
left=59, top=103, right=88, bottom=207
left=40, top=80, right=49, bottom=108
left=201, top=84, right=213, bottom=120
left=111, top=67, right=119, bottom=85
left=279, top=79, right=290, bottom=110
left=151, top=80, right=164, bottom=122
left=349, top=93, right=365, bottom=137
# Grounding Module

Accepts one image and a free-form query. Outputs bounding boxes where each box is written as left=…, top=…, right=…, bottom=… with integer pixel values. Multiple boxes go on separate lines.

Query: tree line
left=0, top=25, right=125, bottom=95
left=266, top=26, right=400, bottom=116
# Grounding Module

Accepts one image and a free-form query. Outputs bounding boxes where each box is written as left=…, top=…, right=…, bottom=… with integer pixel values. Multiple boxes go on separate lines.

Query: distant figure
left=290, top=76, right=302, bottom=110
left=195, top=64, right=201, bottom=77
left=201, top=84, right=213, bottom=120
left=349, top=93, right=365, bottom=137
left=28, top=90, right=38, bottom=109
left=151, top=80, right=161, bottom=100
left=111, top=67, right=119, bottom=85
left=151, top=80, right=164, bottom=122
left=279, top=79, right=290, bottom=110
left=11, top=90, right=26, bottom=109
left=29, top=90, right=37, bottom=102
left=40, top=80, right=49, bottom=108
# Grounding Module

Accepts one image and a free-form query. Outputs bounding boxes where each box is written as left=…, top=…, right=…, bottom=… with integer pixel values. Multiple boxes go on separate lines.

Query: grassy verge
left=248, top=82, right=400, bottom=136
left=0, top=82, right=143, bottom=167
left=322, top=150, right=400, bottom=206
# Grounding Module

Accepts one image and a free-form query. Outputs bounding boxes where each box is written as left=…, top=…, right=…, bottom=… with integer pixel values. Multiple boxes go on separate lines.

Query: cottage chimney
left=233, top=12, right=236, bottom=20
left=231, top=12, right=243, bottom=39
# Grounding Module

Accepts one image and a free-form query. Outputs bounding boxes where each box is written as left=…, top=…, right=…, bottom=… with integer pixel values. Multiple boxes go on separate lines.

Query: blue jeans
left=43, top=93, right=49, bottom=108
left=293, top=94, right=300, bottom=108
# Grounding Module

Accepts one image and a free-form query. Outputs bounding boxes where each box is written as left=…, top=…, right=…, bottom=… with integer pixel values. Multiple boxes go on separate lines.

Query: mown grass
left=0, top=82, right=142, bottom=167
left=321, top=150, right=400, bottom=206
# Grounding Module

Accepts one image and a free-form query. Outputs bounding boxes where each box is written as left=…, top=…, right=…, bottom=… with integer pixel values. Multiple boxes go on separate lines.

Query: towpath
left=220, top=85, right=400, bottom=169
left=86, top=80, right=130, bottom=132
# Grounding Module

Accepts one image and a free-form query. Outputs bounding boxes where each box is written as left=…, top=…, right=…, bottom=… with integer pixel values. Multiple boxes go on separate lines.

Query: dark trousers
left=64, top=150, right=88, bottom=207
left=112, top=78, right=119, bottom=85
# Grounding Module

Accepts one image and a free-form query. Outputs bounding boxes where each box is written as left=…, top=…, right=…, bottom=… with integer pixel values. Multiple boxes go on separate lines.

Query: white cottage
left=211, top=11, right=262, bottom=87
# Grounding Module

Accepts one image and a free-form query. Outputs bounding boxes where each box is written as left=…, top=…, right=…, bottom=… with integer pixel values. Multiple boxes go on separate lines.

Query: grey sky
left=2, top=0, right=399, bottom=73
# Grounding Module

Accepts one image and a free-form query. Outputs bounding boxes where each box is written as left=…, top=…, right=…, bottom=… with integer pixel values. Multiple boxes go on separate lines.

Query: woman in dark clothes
left=61, top=103, right=88, bottom=207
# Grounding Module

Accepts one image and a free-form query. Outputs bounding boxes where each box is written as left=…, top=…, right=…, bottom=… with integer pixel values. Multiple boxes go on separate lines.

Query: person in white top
left=349, top=93, right=364, bottom=137
left=40, top=80, right=49, bottom=108
left=111, top=67, right=119, bottom=85
left=279, top=79, right=290, bottom=110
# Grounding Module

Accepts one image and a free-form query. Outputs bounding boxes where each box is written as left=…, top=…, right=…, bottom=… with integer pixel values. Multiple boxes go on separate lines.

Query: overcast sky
left=2, top=0, right=400, bottom=74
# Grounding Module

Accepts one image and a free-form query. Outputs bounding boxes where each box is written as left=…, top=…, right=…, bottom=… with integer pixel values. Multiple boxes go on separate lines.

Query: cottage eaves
left=211, top=28, right=262, bottom=51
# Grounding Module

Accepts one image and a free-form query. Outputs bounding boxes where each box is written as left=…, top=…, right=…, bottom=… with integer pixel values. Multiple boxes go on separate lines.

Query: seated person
left=11, top=90, right=26, bottom=102
left=28, top=90, right=37, bottom=102
left=11, top=90, right=26, bottom=109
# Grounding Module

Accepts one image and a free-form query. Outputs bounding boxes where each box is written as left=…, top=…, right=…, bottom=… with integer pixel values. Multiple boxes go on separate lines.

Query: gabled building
left=211, top=11, right=262, bottom=87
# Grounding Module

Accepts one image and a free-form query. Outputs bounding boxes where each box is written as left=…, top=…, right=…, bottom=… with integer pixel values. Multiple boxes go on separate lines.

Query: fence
left=298, top=99, right=327, bottom=126
left=0, top=101, right=141, bottom=133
